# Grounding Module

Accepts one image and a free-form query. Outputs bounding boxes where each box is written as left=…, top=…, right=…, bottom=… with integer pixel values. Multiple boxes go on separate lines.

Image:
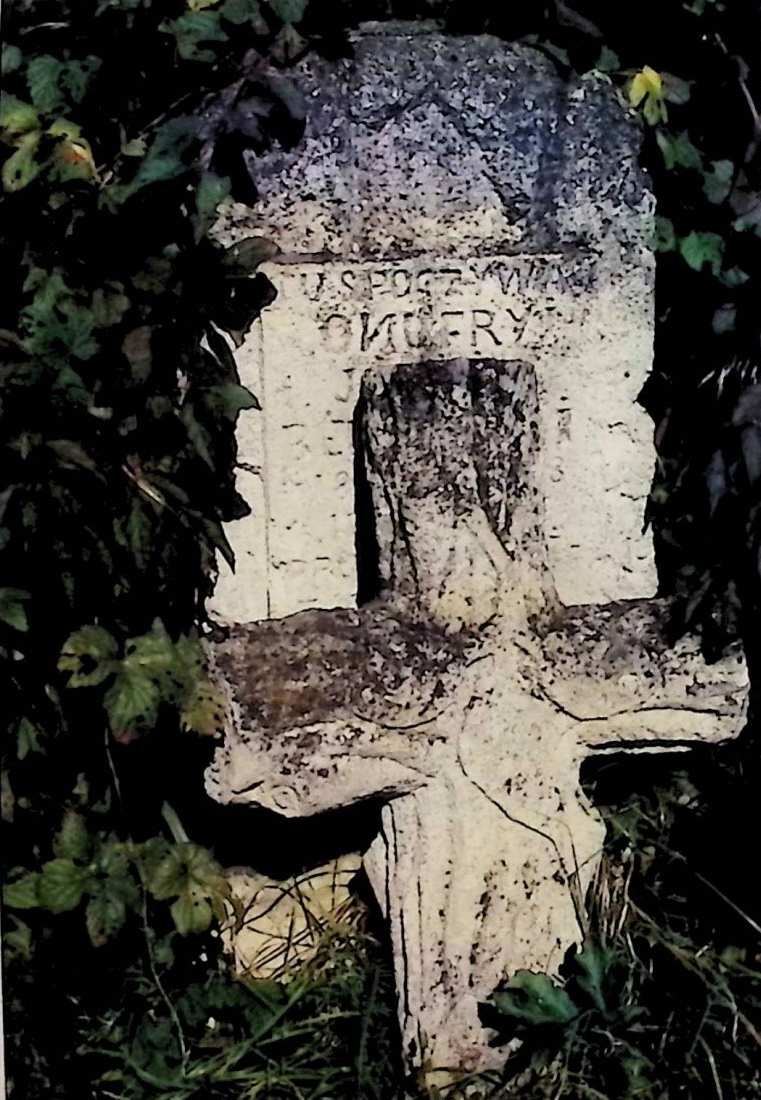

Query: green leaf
left=1, top=45, right=23, bottom=75
left=3, top=917, right=33, bottom=961
left=86, top=893, right=128, bottom=946
left=678, top=230, right=725, bottom=275
left=3, top=871, right=42, bottom=910
left=0, top=587, right=30, bottom=631
left=26, top=55, right=65, bottom=114
left=0, top=95, right=40, bottom=142
left=181, top=405, right=216, bottom=467
left=104, top=669, right=162, bottom=734
left=269, top=0, right=308, bottom=22
left=38, top=859, right=89, bottom=913
left=2, top=133, right=41, bottom=192
left=160, top=12, right=228, bottom=63
left=16, top=716, right=43, bottom=760
left=594, top=47, right=620, bottom=73
left=61, top=58, right=102, bottom=103
left=720, top=266, right=750, bottom=288
left=171, top=895, right=213, bottom=935
left=569, top=939, right=613, bottom=1013
left=662, top=72, right=691, bottom=105
left=202, top=383, right=261, bottom=419
left=490, top=972, right=579, bottom=1027
left=59, top=625, right=119, bottom=687
left=656, top=130, right=701, bottom=171
left=195, top=171, right=231, bottom=229
left=53, top=811, right=92, bottom=862
left=181, top=675, right=229, bottom=736
left=703, top=159, right=734, bottom=204
left=221, top=0, right=266, bottom=26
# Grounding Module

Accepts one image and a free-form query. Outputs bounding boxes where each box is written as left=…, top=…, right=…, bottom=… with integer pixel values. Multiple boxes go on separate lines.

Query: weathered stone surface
left=207, top=359, right=748, bottom=1086
left=210, top=27, right=656, bottom=623
left=222, top=855, right=364, bottom=979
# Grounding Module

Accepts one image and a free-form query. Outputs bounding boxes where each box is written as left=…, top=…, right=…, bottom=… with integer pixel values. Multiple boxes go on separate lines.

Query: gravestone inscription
left=210, top=28, right=656, bottom=623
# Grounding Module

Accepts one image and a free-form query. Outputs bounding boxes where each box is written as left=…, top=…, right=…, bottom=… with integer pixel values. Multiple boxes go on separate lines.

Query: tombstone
left=210, top=25, right=656, bottom=624
left=205, top=28, right=749, bottom=1091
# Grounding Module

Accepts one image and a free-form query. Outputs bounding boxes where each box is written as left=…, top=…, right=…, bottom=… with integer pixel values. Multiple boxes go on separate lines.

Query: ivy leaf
left=38, top=858, right=89, bottom=913
left=181, top=405, right=216, bottom=468
left=109, top=119, right=198, bottom=204
left=656, top=130, right=701, bottom=171
left=3, top=871, right=42, bottom=910
left=59, top=624, right=119, bottom=687
left=678, top=231, right=725, bottom=275
left=202, top=383, right=261, bottom=419
left=222, top=235, right=280, bottom=275
left=703, top=159, right=734, bottom=204
left=53, top=811, right=92, bottom=862
left=268, top=0, right=308, bottom=22
left=2, top=133, right=41, bottom=192
left=490, top=972, right=579, bottom=1028
left=27, top=55, right=66, bottom=114
left=0, top=587, right=30, bottom=631
left=160, top=12, right=228, bottom=63
left=594, top=47, right=620, bottom=73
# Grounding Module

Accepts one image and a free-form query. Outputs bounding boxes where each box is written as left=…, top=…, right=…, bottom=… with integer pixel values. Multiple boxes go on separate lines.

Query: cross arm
left=206, top=604, right=467, bottom=816
left=534, top=598, right=747, bottom=747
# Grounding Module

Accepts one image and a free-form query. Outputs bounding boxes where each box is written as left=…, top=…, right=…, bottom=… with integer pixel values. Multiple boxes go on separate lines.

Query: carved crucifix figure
left=206, top=358, right=747, bottom=1088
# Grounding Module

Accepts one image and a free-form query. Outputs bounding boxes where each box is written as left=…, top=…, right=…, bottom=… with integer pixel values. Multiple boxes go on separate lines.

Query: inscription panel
left=212, top=251, right=655, bottom=622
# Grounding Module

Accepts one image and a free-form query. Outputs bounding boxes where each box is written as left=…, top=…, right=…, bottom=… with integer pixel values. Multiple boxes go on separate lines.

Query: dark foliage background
left=2, top=1, right=761, bottom=1098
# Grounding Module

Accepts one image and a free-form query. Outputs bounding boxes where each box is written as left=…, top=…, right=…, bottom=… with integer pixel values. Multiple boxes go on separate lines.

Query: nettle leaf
left=38, top=858, right=90, bottom=913
left=679, top=230, right=725, bottom=274
left=26, top=55, right=66, bottom=114
left=161, top=12, right=228, bottom=63
left=703, top=159, right=734, bottom=204
left=491, top=971, right=579, bottom=1028
left=268, top=0, right=308, bottom=22
left=0, top=587, right=31, bottom=632
left=59, top=624, right=119, bottom=687
left=656, top=130, right=702, bottom=171
left=53, top=811, right=92, bottom=862
left=86, top=893, right=128, bottom=946
left=3, top=871, right=42, bottom=910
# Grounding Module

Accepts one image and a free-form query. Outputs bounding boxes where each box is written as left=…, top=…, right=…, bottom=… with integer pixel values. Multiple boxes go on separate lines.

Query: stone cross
left=207, top=357, right=748, bottom=1090
left=209, top=29, right=658, bottom=625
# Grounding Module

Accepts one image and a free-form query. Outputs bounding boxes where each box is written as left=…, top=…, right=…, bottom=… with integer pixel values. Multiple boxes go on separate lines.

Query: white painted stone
left=210, top=29, right=656, bottom=623
left=207, top=359, right=748, bottom=1089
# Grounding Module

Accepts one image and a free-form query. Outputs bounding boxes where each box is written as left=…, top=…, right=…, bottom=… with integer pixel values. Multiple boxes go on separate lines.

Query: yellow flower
left=628, top=66, right=668, bottom=125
